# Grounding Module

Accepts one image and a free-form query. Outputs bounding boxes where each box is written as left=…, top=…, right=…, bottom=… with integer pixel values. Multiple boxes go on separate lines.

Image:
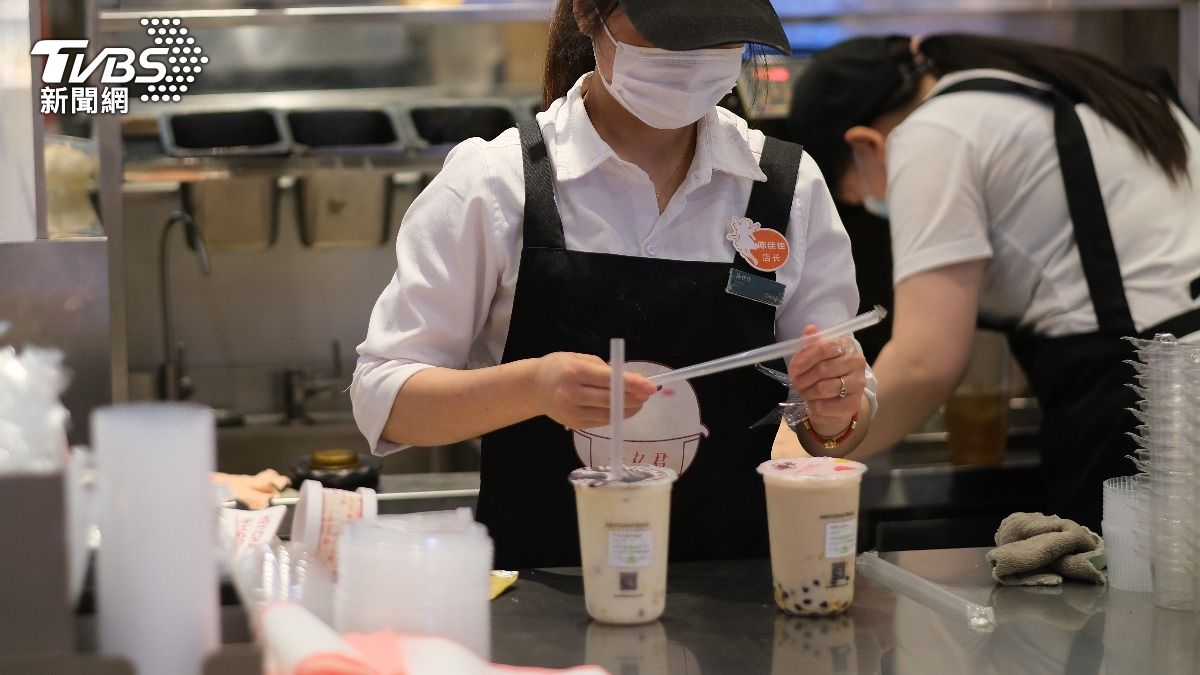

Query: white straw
left=609, top=338, right=625, bottom=481
left=649, top=306, right=887, bottom=386
left=857, top=552, right=995, bottom=632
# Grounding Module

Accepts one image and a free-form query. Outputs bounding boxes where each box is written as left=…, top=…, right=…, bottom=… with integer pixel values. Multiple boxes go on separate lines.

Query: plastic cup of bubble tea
left=758, top=457, right=867, bottom=616
left=570, top=465, right=678, bottom=625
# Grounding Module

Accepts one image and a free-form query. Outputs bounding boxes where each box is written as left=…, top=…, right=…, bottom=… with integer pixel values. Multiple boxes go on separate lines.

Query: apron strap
left=518, top=119, right=566, bottom=250
left=933, top=78, right=1136, bottom=335
left=1141, top=306, right=1200, bottom=340
left=735, top=136, right=806, bottom=281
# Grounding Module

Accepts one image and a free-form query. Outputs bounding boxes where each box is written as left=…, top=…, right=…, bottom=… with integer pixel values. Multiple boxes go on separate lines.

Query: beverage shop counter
left=491, top=547, right=1194, bottom=674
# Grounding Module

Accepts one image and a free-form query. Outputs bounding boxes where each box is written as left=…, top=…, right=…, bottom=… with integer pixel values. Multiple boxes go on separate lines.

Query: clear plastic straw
left=609, top=338, right=626, bottom=481
left=649, top=306, right=887, bottom=386
left=857, top=551, right=996, bottom=632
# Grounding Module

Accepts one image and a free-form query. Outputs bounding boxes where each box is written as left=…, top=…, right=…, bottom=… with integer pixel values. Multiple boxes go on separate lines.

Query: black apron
left=931, top=78, right=1200, bottom=530
left=475, top=121, right=804, bottom=569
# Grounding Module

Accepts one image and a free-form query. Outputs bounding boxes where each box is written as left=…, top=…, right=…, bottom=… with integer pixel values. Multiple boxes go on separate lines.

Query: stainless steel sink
left=215, top=414, right=480, bottom=476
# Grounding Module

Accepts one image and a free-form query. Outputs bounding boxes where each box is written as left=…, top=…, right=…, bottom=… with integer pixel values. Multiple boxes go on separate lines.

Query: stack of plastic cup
left=334, top=508, right=492, bottom=658
left=1102, top=475, right=1151, bottom=592
left=1125, top=334, right=1200, bottom=610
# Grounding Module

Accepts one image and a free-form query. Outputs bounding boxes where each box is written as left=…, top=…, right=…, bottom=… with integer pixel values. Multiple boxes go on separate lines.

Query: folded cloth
left=986, top=512, right=1107, bottom=586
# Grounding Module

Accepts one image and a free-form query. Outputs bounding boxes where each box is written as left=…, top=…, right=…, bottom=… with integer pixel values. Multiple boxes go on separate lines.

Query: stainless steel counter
left=492, top=548, right=1197, bottom=675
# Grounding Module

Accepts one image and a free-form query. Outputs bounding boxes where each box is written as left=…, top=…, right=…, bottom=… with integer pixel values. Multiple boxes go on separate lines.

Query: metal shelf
left=98, top=1, right=557, bottom=31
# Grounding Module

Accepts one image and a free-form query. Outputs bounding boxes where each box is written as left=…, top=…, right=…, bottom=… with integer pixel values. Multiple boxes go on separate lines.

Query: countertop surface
left=491, top=548, right=1196, bottom=675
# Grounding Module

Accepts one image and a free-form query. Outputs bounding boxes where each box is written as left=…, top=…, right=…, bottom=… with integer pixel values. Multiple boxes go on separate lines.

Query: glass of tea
left=945, top=330, right=1012, bottom=465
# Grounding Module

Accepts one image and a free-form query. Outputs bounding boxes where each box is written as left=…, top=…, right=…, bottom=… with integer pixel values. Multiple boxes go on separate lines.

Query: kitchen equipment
left=160, top=109, right=292, bottom=157
left=286, top=108, right=415, bottom=248
left=182, top=177, right=280, bottom=251
left=286, top=108, right=406, bottom=155
left=405, top=101, right=517, bottom=151
left=290, top=449, right=382, bottom=491
left=296, top=169, right=393, bottom=249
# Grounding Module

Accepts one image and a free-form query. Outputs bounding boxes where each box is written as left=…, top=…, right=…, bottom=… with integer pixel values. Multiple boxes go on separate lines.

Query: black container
left=290, top=451, right=382, bottom=491
left=286, top=108, right=404, bottom=154
left=160, top=109, right=291, bottom=157
left=409, top=104, right=516, bottom=146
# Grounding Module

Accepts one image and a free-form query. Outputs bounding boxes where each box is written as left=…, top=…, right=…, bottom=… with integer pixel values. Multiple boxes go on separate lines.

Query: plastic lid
left=756, top=457, right=867, bottom=481
left=569, top=465, right=678, bottom=488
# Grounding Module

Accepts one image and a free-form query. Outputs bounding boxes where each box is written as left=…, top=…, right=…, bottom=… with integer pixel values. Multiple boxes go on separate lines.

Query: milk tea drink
left=570, top=466, right=678, bottom=624
left=757, top=457, right=867, bottom=616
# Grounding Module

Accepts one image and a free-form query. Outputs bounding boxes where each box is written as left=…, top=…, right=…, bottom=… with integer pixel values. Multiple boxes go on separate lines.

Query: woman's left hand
left=787, top=325, right=868, bottom=436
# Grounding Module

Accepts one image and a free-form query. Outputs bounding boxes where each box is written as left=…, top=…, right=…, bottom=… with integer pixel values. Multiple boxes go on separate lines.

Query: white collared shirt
left=353, top=74, right=873, bottom=454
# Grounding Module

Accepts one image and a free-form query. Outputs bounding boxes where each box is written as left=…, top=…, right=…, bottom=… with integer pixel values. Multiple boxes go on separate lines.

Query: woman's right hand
left=531, top=352, right=658, bottom=430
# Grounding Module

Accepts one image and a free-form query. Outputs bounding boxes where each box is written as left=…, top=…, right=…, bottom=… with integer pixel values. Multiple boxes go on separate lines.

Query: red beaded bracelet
left=800, top=412, right=859, bottom=449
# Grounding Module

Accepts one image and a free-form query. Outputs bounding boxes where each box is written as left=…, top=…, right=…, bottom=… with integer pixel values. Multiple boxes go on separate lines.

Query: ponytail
left=917, top=33, right=1189, bottom=182
left=541, top=0, right=618, bottom=112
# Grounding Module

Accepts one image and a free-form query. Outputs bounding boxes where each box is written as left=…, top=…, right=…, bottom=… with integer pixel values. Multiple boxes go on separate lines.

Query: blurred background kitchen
left=2, top=0, right=1197, bottom=549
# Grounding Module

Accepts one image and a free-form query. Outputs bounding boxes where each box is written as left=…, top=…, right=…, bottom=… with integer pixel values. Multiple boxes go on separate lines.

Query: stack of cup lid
left=335, top=508, right=493, bottom=658
left=1123, top=334, right=1200, bottom=609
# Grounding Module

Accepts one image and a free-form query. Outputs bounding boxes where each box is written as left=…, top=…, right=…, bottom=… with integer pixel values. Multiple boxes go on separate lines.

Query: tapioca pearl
left=803, top=598, right=812, bottom=606
left=813, top=579, right=821, bottom=586
left=819, top=601, right=829, bottom=609
left=819, top=624, right=829, bottom=634
left=801, top=586, right=809, bottom=593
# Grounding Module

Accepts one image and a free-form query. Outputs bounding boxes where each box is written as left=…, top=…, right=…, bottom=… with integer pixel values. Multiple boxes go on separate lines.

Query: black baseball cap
left=619, top=0, right=791, bottom=55
left=788, top=36, right=915, bottom=186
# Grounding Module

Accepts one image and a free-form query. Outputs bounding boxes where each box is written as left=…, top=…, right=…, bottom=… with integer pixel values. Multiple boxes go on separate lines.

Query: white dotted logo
left=138, top=17, right=206, bottom=103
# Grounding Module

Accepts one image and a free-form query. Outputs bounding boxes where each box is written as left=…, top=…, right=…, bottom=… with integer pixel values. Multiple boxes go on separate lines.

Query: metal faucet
left=284, top=340, right=346, bottom=424
left=158, top=211, right=210, bottom=401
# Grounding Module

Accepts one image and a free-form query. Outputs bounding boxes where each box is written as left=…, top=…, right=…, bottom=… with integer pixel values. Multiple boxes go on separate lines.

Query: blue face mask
left=853, top=154, right=890, bottom=220
left=862, top=194, right=890, bottom=220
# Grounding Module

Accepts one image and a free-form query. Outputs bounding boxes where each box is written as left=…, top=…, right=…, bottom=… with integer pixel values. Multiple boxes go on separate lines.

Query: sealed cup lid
left=757, top=457, right=867, bottom=481
left=569, top=465, right=678, bottom=488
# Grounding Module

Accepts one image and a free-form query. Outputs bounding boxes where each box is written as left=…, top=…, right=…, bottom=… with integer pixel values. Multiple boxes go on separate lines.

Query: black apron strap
left=517, top=119, right=566, bottom=250
left=1142, top=306, right=1200, bottom=340
left=735, top=136, right=805, bottom=281
left=934, top=78, right=1136, bottom=335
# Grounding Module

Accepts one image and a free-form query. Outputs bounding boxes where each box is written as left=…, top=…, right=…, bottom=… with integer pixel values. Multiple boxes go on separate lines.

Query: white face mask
left=594, top=23, right=743, bottom=130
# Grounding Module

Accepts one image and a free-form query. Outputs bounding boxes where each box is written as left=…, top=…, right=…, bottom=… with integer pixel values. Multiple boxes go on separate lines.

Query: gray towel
left=986, top=512, right=1107, bottom=586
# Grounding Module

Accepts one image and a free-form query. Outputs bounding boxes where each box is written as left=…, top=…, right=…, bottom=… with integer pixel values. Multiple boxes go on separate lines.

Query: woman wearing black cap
left=351, top=0, right=877, bottom=568
left=788, top=34, right=1200, bottom=529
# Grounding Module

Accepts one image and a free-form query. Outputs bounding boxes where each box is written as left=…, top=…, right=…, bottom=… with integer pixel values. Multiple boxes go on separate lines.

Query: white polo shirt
left=886, top=68, right=1200, bottom=337
left=353, top=74, right=874, bottom=454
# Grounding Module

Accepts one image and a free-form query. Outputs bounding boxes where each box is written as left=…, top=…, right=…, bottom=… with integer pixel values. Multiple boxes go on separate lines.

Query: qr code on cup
left=619, top=572, right=638, bottom=591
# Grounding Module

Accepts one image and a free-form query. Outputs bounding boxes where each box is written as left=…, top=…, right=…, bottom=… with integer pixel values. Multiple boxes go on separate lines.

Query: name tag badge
left=726, top=268, right=785, bottom=307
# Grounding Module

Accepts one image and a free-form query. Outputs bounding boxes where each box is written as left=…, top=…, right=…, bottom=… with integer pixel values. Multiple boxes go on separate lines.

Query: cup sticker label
left=609, top=529, right=653, bottom=568
left=825, top=520, right=857, bottom=559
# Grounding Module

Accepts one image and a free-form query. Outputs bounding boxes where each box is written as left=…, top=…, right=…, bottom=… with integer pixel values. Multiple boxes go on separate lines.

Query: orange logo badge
left=726, top=216, right=790, bottom=272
